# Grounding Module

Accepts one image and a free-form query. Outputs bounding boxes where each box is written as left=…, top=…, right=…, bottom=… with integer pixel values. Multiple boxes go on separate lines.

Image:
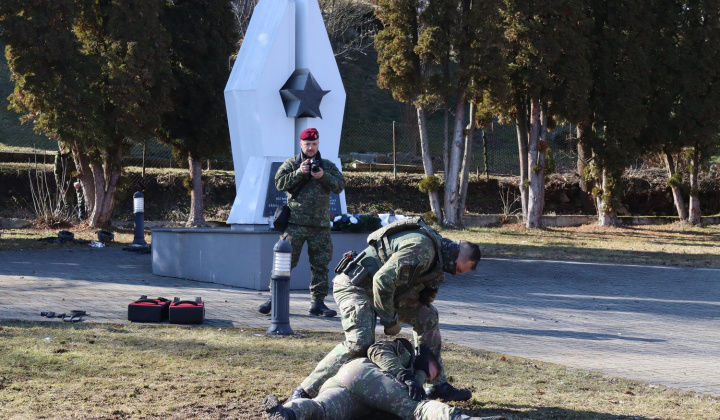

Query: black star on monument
left=280, top=69, right=330, bottom=118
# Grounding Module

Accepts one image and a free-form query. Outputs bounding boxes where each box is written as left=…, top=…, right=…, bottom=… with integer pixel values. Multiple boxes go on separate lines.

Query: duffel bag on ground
left=169, top=297, right=205, bottom=324
left=128, top=296, right=171, bottom=322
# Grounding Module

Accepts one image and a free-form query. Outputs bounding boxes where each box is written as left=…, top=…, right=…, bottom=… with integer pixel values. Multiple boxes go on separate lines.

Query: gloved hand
left=384, top=322, right=402, bottom=336
left=418, top=286, right=439, bottom=306
left=397, top=369, right=426, bottom=401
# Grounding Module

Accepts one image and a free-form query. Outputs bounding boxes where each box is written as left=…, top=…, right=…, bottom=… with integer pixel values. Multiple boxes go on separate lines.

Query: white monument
left=224, top=0, right=347, bottom=226
left=152, top=0, right=360, bottom=290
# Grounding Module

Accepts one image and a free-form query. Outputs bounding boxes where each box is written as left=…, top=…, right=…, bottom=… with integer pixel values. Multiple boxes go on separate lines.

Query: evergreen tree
left=493, top=0, right=592, bottom=228
left=581, top=0, right=656, bottom=226
left=1, top=0, right=174, bottom=227
left=375, top=0, right=506, bottom=226
left=159, top=0, right=237, bottom=226
left=668, top=0, right=720, bottom=224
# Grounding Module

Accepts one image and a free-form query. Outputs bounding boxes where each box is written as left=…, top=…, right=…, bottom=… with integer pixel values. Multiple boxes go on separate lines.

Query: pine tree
left=159, top=0, right=238, bottom=226
left=1, top=0, right=174, bottom=227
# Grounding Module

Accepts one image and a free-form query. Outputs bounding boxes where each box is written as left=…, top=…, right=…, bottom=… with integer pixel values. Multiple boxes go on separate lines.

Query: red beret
left=300, top=128, right=319, bottom=140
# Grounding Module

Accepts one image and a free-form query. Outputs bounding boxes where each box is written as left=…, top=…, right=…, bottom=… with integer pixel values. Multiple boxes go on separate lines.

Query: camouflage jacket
left=366, top=339, right=428, bottom=384
left=355, top=228, right=444, bottom=326
left=275, top=151, right=345, bottom=228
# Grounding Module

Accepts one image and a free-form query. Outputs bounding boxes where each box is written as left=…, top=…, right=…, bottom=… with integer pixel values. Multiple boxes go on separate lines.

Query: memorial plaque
left=264, top=162, right=286, bottom=218
left=263, top=161, right=342, bottom=218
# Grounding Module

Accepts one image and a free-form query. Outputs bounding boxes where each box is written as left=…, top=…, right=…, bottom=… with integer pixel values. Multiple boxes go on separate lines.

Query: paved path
left=1, top=248, right=718, bottom=397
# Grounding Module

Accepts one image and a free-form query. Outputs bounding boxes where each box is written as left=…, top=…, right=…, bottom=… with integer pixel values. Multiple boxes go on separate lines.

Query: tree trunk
left=443, top=96, right=467, bottom=227
left=457, top=101, right=476, bottom=225
left=526, top=96, right=545, bottom=228
left=662, top=151, right=687, bottom=221
left=576, top=124, right=595, bottom=213
left=84, top=146, right=123, bottom=228
left=71, top=142, right=95, bottom=218
left=187, top=152, right=206, bottom=226
left=443, top=106, right=450, bottom=177
left=596, top=168, right=620, bottom=226
left=416, top=106, right=443, bottom=222
left=688, top=145, right=702, bottom=224
left=514, top=93, right=529, bottom=220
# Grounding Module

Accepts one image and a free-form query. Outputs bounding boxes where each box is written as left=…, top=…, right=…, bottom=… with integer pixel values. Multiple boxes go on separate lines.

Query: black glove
left=397, top=369, right=426, bottom=402
left=413, top=345, right=432, bottom=377
left=418, top=286, right=439, bottom=306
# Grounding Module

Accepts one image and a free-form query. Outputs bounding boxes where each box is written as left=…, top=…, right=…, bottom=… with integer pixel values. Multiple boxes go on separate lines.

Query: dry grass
left=2, top=222, right=720, bottom=419
left=0, top=225, right=153, bottom=252
left=0, top=322, right=718, bottom=420
left=444, top=222, right=720, bottom=269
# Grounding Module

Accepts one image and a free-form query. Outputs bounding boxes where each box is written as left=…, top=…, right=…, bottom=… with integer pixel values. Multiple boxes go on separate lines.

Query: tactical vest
left=366, top=217, right=446, bottom=291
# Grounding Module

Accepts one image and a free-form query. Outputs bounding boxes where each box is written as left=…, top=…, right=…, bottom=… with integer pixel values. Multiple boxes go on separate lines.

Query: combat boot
left=308, top=299, right=337, bottom=317
left=258, top=299, right=271, bottom=315
left=426, top=382, right=472, bottom=401
left=263, top=394, right=296, bottom=420
left=286, top=386, right=310, bottom=403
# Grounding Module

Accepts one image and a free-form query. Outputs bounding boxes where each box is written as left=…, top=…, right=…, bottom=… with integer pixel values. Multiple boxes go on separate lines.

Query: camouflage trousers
left=300, top=274, right=446, bottom=397
left=267, top=224, right=332, bottom=301
left=288, top=358, right=458, bottom=420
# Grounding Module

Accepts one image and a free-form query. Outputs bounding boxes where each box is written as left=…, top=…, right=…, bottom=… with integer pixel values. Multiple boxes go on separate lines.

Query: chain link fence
left=2, top=117, right=719, bottom=197
left=339, top=118, right=578, bottom=176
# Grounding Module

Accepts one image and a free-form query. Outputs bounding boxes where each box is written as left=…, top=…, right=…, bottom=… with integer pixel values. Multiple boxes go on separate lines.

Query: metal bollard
left=132, top=191, right=147, bottom=246
left=267, top=239, right=294, bottom=335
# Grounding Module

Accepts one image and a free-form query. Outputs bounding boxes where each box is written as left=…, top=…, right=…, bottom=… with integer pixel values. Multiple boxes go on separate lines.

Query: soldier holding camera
left=258, top=127, right=345, bottom=317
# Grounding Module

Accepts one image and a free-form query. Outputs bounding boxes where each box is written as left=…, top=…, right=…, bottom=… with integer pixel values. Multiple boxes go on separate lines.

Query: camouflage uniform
left=269, top=151, right=345, bottom=300
left=284, top=340, right=463, bottom=420
left=300, top=227, right=449, bottom=397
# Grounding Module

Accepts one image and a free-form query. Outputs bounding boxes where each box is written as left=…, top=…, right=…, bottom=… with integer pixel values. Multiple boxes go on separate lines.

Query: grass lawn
left=1, top=222, right=719, bottom=419
left=1, top=322, right=719, bottom=420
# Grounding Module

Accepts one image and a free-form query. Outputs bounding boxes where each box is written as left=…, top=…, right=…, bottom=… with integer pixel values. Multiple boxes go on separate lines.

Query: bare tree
left=320, top=0, right=376, bottom=58
left=231, top=0, right=258, bottom=43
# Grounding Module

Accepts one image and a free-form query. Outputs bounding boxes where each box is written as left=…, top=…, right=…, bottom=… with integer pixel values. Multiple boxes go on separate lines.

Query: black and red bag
left=169, top=297, right=205, bottom=324
left=127, top=295, right=171, bottom=322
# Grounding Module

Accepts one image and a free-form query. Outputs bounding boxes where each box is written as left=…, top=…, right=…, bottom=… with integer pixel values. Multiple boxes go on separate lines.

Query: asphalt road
left=1, top=247, right=718, bottom=397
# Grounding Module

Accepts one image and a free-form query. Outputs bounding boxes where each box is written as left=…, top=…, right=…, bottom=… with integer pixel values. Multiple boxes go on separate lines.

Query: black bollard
left=132, top=191, right=147, bottom=246
left=267, top=239, right=294, bottom=335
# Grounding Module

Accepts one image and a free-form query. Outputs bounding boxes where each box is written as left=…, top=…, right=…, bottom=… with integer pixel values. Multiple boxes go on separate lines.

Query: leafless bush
left=26, top=153, right=73, bottom=228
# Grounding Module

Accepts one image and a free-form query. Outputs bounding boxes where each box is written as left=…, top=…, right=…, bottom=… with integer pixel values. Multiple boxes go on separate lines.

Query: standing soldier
left=263, top=339, right=505, bottom=420
left=288, top=217, right=482, bottom=402
left=258, top=127, right=346, bottom=317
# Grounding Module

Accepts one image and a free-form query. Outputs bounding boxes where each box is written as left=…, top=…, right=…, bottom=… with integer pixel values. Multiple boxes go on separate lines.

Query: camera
left=310, top=159, right=321, bottom=173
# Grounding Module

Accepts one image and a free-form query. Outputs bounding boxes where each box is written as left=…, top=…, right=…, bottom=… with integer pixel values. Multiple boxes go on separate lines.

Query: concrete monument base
left=151, top=226, right=366, bottom=290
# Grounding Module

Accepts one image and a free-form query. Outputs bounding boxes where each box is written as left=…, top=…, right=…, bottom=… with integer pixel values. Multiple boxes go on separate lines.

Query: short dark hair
left=458, top=240, right=481, bottom=270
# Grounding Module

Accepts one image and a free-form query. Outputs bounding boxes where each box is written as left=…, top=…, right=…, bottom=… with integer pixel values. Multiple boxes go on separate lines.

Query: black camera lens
left=311, top=161, right=320, bottom=173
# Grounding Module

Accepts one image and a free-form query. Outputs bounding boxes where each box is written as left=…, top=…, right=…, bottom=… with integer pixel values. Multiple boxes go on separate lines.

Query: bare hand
left=311, top=167, right=324, bottom=179
left=300, top=159, right=312, bottom=174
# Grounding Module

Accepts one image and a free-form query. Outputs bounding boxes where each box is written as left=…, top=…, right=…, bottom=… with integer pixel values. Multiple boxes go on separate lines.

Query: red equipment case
left=169, top=297, right=205, bottom=324
left=127, top=296, right=171, bottom=322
